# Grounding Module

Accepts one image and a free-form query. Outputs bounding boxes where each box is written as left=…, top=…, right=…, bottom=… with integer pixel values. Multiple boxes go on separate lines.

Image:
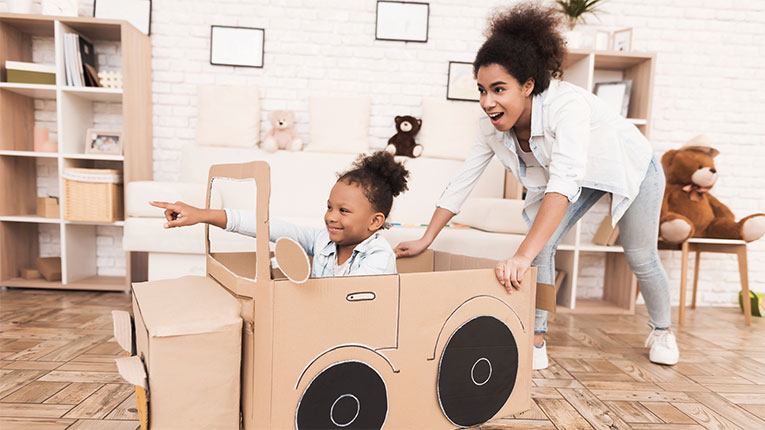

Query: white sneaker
left=532, top=340, right=549, bottom=370
left=645, top=326, right=679, bottom=365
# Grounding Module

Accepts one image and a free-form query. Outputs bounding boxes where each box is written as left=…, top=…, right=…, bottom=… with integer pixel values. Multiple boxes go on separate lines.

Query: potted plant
left=556, top=0, right=606, bottom=30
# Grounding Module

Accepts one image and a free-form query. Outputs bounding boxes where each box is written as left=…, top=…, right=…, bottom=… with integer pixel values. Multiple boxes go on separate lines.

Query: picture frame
left=613, top=27, right=632, bottom=52
left=446, top=61, right=479, bottom=102
left=375, top=1, right=429, bottom=43
left=85, top=129, right=123, bottom=155
left=210, top=25, right=265, bottom=68
left=595, top=30, right=611, bottom=51
left=593, top=81, right=632, bottom=117
left=93, top=0, right=152, bottom=35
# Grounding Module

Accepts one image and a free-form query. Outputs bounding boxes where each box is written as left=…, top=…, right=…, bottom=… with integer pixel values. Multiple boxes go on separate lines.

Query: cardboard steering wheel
left=274, top=237, right=311, bottom=284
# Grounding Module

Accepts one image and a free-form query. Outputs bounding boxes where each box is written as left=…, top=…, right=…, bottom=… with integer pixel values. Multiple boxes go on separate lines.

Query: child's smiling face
left=325, top=180, right=384, bottom=248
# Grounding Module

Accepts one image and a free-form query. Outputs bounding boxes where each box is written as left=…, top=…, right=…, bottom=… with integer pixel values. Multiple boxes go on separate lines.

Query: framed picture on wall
left=593, top=80, right=632, bottom=117
left=210, top=25, right=265, bottom=68
left=375, top=1, right=429, bottom=43
left=85, top=129, right=123, bottom=155
left=94, top=0, right=152, bottom=35
left=446, top=61, right=479, bottom=102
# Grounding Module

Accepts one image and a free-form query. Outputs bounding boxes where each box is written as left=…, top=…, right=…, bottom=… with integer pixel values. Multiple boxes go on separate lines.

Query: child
left=150, top=151, right=409, bottom=277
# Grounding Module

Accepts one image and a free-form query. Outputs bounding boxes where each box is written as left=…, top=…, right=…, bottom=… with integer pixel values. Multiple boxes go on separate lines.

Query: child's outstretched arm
left=149, top=201, right=227, bottom=230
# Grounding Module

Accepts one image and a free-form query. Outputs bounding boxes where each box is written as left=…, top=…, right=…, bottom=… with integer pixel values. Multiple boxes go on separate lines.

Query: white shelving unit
left=0, top=13, right=152, bottom=291
left=555, top=49, right=656, bottom=314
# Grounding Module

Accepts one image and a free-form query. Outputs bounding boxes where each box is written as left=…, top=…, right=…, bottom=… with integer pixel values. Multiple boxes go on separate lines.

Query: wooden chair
left=658, top=238, right=751, bottom=326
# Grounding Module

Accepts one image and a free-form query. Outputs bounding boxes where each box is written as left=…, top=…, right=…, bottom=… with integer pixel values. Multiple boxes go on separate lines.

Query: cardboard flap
left=111, top=310, right=134, bottom=354
left=274, top=237, right=310, bottom=284
left=116, top=356, right=147, bottom=388
left=536, top=283, right=556, bottom=313
left=132, top=276, right=242, bottom=337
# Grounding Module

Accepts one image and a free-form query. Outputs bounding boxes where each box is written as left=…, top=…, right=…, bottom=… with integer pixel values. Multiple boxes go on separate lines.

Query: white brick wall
left=4, top=0, right=764, bottom=305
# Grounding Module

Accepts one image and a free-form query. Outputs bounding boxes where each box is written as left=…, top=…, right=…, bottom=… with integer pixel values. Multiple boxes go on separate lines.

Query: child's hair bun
left=338, top=151, right=410, bottom=224
left=354, top=151, right=410, bottom=197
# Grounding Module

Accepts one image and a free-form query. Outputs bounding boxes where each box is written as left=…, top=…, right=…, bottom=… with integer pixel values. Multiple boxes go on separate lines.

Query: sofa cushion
left=418, top=99, right=483, bottom=160
left=306, top=95, right=370, bottom=154
left=196, top=85, right=260, bottom=148
left=380, top=226, right=524, bottom=261
left=452, top=198, right=528, bottom=234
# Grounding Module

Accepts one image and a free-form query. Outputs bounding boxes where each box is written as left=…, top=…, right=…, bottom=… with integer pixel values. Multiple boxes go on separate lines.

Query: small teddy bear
left=262, top=110, right=302, bottom=152
left=385, top=115, right=423, bottom=158
left=659, top=135, right=765, bottom=244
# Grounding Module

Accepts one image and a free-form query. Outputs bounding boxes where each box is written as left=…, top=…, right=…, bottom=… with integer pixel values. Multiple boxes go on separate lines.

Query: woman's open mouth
left=488, top=112, right=504, bottom=124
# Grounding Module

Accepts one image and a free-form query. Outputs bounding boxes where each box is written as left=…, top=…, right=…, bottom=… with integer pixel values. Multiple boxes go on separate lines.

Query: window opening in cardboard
left=209, top=176, right=259, bottom=280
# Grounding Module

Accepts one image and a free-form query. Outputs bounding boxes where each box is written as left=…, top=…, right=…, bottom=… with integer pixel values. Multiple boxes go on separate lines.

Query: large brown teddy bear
left=385, top=115, right=423, bottom=158
left=659, top=136, right=765, bottom=244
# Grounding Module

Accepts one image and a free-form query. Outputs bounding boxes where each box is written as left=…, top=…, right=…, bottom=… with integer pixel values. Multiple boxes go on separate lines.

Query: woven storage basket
left=63, top=168, right=124, bottom=222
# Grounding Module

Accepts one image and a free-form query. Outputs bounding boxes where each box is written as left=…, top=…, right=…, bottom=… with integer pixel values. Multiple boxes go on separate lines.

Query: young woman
left=396, top=2, right=677, bottom=370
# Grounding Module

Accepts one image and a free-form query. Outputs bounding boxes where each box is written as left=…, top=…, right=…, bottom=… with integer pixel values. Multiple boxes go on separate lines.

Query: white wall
left=4, top=0, right=764, bottom=306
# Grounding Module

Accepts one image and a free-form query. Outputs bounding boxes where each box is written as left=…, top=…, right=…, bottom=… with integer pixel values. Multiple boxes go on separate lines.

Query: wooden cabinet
left=0, top=13, right=152, bottom=291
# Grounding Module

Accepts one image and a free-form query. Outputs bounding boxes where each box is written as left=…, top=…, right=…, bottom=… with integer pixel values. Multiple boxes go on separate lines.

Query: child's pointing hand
left=149, top=201, right=205, bottom=229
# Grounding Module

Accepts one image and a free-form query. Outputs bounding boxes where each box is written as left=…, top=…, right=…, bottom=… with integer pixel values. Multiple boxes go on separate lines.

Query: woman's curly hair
left=337, top=151, right=409, bottom=229
left=473, top=2, right=567, bottom=95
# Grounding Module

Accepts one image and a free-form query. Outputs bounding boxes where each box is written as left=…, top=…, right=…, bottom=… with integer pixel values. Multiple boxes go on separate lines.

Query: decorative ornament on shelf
left=595, top=27, right=632, bottom=51
left=98, top=71, right=123, bottom=89
left=556, top=0, right=607, bottom=49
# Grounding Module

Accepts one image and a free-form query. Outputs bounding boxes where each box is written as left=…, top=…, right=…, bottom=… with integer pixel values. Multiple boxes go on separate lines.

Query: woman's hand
left=495, top=254, right=532, bottom=293
left=395, top=238, right=430, bottom=258
left=149, top=201, right=206, bottom=229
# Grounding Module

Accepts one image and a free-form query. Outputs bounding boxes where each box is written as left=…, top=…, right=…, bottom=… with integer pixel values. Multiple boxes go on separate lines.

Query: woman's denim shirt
left=437, top=80, right=653, bottom=226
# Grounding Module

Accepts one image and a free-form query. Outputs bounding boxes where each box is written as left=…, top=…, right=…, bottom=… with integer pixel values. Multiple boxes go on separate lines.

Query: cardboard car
left=116, top=161, right=539, bottom=429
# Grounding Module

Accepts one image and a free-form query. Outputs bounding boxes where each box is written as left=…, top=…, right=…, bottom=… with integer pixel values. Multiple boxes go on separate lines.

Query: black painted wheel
left=437, top=315, right=519, bottom=427
left=296, top=361, right=387, bottom=429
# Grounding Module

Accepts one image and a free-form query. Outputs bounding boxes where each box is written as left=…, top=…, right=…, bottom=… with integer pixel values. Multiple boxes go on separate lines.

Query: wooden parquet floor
left=0, top=287, right=763, bottom=430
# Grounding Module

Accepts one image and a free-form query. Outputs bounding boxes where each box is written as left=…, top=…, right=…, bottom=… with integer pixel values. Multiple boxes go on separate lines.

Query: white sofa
left=124, top=87, right=528, bottom=280
left=124, top=146, right=530, bottom=280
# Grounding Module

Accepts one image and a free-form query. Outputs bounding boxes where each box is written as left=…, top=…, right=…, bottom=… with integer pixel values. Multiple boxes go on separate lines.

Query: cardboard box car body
left=128, top=161, right=541, bottom=429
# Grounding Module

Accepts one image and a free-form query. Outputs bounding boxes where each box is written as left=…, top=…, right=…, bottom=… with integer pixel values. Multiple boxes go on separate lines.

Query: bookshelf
left=556, top=49, right=655, bottom=314
left=0, top=13, right=152, bottom=291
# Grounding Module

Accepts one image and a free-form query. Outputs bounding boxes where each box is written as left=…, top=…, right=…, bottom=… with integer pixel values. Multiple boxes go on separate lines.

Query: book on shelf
left=592, top=215, right=620, bottom=246
left=5, top=60, right=56, bottom=85
left=63, top=32, right=100, bottom=87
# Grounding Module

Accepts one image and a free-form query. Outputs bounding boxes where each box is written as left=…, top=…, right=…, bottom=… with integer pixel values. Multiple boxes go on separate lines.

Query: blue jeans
left=533, top=155, right=671, bottom=333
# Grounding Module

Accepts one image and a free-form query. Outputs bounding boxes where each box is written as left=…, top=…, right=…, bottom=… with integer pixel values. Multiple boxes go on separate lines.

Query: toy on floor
left=739, top=290, right=764, bottom=317
left=262, top=110, right=302, bottom=152
left=659, top=135, right=765, bottom=244
left=385, top=115, right=423, bottom=158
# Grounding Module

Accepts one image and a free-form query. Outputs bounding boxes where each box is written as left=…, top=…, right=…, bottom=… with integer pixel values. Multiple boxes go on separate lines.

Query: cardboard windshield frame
left=130, top=160, right=541, bottom=429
